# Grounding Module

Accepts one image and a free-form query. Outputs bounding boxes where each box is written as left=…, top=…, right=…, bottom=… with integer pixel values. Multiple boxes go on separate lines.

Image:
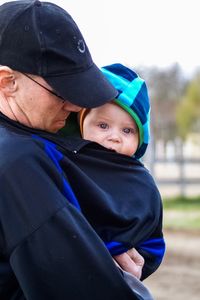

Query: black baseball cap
left=0, top=0, right=118, bottom=108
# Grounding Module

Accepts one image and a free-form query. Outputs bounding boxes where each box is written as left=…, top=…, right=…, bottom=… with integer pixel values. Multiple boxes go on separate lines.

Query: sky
left=1, top=0, right=200, bottom=76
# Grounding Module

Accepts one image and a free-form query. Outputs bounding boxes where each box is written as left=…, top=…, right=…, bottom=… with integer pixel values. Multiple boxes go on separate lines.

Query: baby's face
left=82, top=102, right=139, bottom=156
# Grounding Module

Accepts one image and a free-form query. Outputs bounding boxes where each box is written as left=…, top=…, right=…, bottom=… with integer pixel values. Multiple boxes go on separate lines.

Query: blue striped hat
left=101, top=63, right=150, bottom=159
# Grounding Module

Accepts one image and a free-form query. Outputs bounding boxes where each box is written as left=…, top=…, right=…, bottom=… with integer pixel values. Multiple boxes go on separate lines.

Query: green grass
left=163, top=196, right=200, bottom=210
left=163, top=196, right=200, bottom=230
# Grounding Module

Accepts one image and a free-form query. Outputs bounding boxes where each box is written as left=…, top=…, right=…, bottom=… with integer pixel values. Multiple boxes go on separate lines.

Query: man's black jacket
left=0, top=113, right=163, bottom=299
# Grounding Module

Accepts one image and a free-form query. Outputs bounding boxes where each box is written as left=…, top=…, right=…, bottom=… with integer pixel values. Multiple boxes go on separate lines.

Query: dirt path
left=144, top=229, right=200, bottom=300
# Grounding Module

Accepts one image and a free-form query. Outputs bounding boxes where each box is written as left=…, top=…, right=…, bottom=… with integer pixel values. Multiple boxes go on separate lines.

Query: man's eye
left=123, top=128, right=135, bottom=134
left=98, top=123, right=108, bottom=129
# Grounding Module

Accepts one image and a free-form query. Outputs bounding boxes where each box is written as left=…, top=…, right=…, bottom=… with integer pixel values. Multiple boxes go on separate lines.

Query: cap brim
left=44, top=63, right=118, bottom=108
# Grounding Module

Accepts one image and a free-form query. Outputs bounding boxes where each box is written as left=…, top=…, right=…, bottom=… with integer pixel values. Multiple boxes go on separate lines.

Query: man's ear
left=0, top=66, right=18, bottom=95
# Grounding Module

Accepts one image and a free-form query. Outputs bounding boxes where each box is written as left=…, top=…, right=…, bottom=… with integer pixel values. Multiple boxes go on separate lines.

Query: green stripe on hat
left=114, top=99, right=143, bottom=148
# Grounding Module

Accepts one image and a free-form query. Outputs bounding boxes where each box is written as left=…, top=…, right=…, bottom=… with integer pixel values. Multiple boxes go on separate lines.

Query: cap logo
left=77, top=39, right=85, bottom=53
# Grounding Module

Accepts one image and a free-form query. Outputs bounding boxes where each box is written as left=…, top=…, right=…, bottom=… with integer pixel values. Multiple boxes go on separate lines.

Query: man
left=0, top=1, right=146, bottom=299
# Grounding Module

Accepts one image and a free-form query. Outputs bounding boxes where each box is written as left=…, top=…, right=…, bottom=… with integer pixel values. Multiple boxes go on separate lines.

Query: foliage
left=176, top=72, right=200, bottom=139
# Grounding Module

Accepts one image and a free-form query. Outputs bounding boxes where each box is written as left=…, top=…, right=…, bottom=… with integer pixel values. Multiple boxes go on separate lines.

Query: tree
left=176, top=72, right=200, bottom=139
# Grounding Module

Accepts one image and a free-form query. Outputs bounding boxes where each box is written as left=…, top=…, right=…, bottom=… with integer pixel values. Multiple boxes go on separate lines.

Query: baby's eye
left=98, top=123, right=108, bottom=129
left=123, top=128, right=136, bottom=134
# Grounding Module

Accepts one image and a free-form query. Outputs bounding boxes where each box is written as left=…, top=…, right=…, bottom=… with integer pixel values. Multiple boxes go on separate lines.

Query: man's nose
left=63, top=100, right=82, bottom=112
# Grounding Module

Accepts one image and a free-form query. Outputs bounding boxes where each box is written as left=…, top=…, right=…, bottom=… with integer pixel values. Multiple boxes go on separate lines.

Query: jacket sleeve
left=106, top=179, right=165, bottom=281
left=106, top=188, right=166, bottom=281
left=136, top=206, right=166, bottom=280
left=0, top=146, right=141, bottom=300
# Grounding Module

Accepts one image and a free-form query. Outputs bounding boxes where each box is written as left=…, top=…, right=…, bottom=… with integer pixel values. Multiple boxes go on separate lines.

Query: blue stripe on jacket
left=32, top=134, right=81, bottom=211
left=106, top=237, right=165, bottom=263
left=138, top=238, right=166, bottom=262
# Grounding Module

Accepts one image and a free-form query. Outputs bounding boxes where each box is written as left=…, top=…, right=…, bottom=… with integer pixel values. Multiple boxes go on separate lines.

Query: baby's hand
left=113, top=248, right=144, bottom=280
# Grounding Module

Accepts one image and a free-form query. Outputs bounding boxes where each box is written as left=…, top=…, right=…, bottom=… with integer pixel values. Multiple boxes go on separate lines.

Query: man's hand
left=113, top=248, right=144, bottom=280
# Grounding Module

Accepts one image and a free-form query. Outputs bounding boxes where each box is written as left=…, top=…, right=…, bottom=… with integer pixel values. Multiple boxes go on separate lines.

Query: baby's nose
left=108, top=131, right=121, bottom=143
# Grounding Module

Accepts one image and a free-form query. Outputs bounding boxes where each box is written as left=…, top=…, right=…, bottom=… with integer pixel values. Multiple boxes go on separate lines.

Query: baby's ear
left=0, top=66, right=17, bottom=95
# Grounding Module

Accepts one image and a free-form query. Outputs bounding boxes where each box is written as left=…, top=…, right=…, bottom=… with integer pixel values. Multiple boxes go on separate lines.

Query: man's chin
left=51, top=120, right=66, bottom=133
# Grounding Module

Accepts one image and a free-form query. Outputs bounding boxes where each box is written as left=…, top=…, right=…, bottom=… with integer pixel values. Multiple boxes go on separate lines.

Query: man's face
left=82, top=102, right=139, bottom=157
left=16, top=74, right=81, bottom=133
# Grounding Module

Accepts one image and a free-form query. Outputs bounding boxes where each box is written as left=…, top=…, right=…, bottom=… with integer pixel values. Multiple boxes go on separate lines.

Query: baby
left=78, top=64, right=165, bottom=280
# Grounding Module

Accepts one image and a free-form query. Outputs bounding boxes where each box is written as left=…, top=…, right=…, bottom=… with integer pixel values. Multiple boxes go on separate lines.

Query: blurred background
left=38, top=0, right=200, bottom=199
left=1, top=0, right=199, bottom=298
